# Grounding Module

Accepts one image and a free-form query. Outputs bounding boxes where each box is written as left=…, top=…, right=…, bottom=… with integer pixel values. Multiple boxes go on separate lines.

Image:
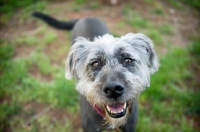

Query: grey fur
left=33, top=12, right=159, bottom=131
left=65, top=18, right=159, bottom=131
left=71, top=18, right=109, bottom=41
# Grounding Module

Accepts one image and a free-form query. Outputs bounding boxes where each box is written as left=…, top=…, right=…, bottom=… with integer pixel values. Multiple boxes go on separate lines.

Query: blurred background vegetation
left=0, top=0, right=200, bottom=132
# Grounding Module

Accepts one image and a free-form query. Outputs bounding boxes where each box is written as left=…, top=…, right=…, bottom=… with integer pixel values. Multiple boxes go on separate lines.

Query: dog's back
left=72, top=17, right=109, bottom=41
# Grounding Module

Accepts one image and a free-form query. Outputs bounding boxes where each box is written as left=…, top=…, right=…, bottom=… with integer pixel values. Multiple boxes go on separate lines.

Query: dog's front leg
left=120, top=101, right=138, bottom=132
left=80, top=95, right=104, bottom=132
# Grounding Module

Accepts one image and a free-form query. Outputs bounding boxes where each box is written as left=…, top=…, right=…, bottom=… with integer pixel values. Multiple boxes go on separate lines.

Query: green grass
left=147, top=29, right=163, bottom=45
left=43, top=31, right=58, bottom=44
left=122, top=8, right=173, bottom=46
left=168, top=0, right=183, bottom=9
left=125, top=13, right=152, bottom=29
left=0, top=1, right=47, bottom=24
left=182, top=0, right=200, bottom=9
left=150, top=7, right=164, bottom=15
left=0, top=41, right=14, bottom=73
left=0, top=0, right=200, bottom=132
left=0, top=0, right=44, bottom=13
left=170, top=0, right=200, bottom=10
left=144, top=0, right=155, bottom=4
left=1, top=51, right=78, bottom=109
left=0, top=34, right=78, bottom=131
left=137, top=47, right=197, bottom=131
left=16, top=36, right=40, bottom=46
left=158, top=24, right=173, bottom=35
left=189, top=40, right=200, bottom=64
left=72, top=0, right=99, bottom=12
left=0, top=102, right=21, bottom=131
left=1, top=34, right=198, bottom=132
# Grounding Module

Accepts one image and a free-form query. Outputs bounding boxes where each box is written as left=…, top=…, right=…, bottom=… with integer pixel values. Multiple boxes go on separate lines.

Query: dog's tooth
left=107, top=105, right=113, bottom=114
left=106, top=105, right=110, bottom=112
left=123, top=102, right=127, bottom=109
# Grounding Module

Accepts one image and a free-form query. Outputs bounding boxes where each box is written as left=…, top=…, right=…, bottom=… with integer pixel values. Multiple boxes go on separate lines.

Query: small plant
left=147, top=30, right=162, bottom=45
left=188, top=40, right=200, bottom=64
left=16, top=36, right=39, bottom=46
left=168, top=0, right=183, bottom=9
left=150, top=7, right=164, bottom=15
left=189, top=40, right=200, bottom=58
left=0, top=41, right=14, bottom=72
left=126, top=17, right=151, bottom=29
left=122, top=5, right=132, bottom=15
left=72, top=6, right=82, bottom=12
left=43, top=31, right=58, bottom=44
left=182, top=0, right=200, bottom=9
left=0, top=102, right=21, bottom=132
left=144, top=0, right=155, bottom=4
left=88, top=1, right=100, bottom=10
left=0, top=1, right=47, bottom=24
left=159, top=24, right=173, bottom=35
left=29, top=52, right=52, bottom=75
left=75, top=0, right=87, bottom=4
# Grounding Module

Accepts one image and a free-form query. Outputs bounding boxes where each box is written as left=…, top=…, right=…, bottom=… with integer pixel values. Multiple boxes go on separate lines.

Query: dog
left=32, top=12, right=159, bottom=132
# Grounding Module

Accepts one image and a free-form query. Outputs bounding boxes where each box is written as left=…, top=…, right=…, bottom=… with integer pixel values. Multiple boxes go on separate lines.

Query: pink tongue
left=108, top=103, right=124, bottom=113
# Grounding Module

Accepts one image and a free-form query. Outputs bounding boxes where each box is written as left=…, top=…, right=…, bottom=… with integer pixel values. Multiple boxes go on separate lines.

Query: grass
left=43, top=31, right=58, bottom=44
left=0, top=0, right=200, bottom=132
left=0, top=1, right=47, bottom=24
left=150, top=7, right=164, bottom=15
left=0, top=39, right=78, bottom=131
left=16, top=36, right=40, bottom=46
left=122, top=8, right=173, bottom=45
left=182, top=0, right=200, bottom=9
left=137, top=46, right=199, bottom=131
left=158, top=24, right=173, bottom=35
left=72, top=0, right=100, bottom=12
left=189, top=40, right=200, bottom=64
left=168, top=0, right=183, bottom=9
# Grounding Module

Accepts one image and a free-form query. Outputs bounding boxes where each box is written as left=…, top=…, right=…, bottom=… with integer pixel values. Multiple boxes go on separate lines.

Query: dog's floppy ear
left=65, top=37, right=90, bottom=80
left=122, top=33, right=159, bottom=74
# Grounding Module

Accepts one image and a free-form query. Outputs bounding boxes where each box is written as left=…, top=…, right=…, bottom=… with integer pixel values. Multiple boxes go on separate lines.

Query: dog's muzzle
left=103, top=81, right=127, bottom=118
left=94, top=81, right=130, bottom=118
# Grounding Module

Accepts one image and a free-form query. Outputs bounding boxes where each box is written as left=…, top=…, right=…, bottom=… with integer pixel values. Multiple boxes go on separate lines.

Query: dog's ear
left=121, top=33, right=159, bottom=74
left=65, top=37, right=90, bottom=80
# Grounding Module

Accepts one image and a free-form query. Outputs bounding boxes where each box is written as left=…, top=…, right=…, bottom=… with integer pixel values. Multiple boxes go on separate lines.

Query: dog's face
left=65, top=33, right=159, bottom=128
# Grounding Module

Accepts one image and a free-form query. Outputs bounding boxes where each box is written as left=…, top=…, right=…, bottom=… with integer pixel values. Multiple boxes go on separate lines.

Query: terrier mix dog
left=32, top=12, right=159, bottom=132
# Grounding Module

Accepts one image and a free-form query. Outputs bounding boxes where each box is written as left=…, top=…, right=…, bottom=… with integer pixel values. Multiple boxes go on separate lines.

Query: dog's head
left=65, top=33, right=159, bottom=128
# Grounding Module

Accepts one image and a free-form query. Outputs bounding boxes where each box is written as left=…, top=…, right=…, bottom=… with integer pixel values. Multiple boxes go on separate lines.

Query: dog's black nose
left=103, top=81, right=124, bottom=99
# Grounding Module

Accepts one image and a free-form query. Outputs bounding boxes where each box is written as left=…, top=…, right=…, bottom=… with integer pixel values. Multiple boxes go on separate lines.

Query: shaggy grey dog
left=32, top=12, right=159, bottom=132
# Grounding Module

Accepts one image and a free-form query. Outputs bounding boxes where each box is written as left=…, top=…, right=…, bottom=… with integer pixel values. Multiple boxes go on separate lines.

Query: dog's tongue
left=107, top=103, right=125, bottom=113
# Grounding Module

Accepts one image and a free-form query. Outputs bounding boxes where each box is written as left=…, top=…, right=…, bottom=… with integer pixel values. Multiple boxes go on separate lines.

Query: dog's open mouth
left=106, top=102, right=127, bottom=118
left=94, top=101, right=130, bottom=119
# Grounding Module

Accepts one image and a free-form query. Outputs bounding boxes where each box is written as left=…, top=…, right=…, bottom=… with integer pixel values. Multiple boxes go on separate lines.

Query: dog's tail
left=31, top=11, right=78, bottom=30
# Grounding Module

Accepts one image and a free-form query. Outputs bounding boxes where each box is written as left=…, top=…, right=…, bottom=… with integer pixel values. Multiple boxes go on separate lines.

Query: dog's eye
left=124, top=58, right=132, bottom=66
left=92, top=61, right=101, bottom=68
